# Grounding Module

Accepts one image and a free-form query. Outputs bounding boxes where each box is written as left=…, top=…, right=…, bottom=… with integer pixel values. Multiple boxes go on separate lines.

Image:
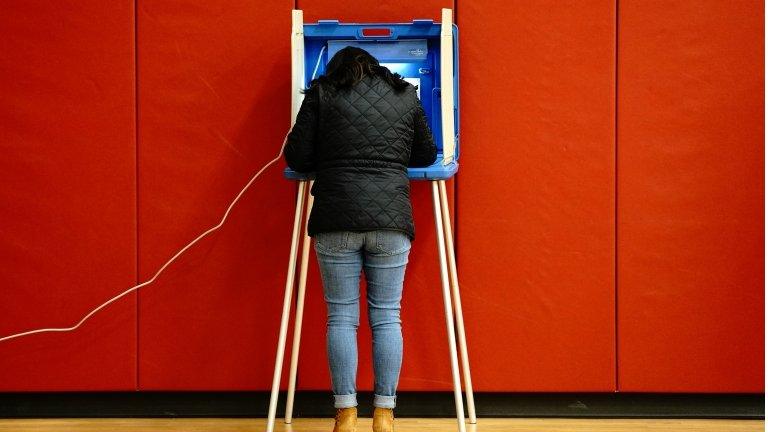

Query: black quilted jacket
left=284, top=73, right=437, bottom=241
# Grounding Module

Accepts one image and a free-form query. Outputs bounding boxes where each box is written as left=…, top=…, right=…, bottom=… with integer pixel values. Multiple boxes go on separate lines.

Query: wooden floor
left=0, top=418, right=762, bottom=432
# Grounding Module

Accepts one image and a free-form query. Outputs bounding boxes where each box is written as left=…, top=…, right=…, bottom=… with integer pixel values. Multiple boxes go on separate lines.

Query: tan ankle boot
left=333, top=406, right=358, bottom=432
left=372, top=406, right=394, bottom=432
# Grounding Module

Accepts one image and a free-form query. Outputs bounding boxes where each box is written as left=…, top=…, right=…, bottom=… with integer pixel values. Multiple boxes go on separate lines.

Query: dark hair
left=302, top=46, right=411, bottom=94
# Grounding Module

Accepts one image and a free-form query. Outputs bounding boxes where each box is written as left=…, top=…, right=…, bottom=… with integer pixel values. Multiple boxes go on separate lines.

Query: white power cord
left=0, top=131, right=291, bottom=343
left=1, top=46, right=326, bottom=344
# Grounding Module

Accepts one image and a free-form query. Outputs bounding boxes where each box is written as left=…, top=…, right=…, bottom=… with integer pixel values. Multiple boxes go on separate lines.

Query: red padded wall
left=136, top=0, right=295, bottom=389
left=617, top=0, right=764, bottom=392
left=0, top=1, right=137, bottom=390
left=0, top=0, right=763, bottom=394
left=457, top=0, right=617, bottom=391
left=295, top=0, right=458, bottom=392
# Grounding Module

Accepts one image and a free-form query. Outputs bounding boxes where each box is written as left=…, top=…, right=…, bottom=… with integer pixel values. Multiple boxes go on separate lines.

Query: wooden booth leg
left=266, top=180, right=308, bottom=432
left=438, top=179, right=477, bottom=424
left=431, top=180, right=467, bottom=432
left=285, top=180, right=315, bottom=423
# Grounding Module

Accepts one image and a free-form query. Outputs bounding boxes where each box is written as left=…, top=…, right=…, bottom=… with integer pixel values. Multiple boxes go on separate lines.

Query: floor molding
left=0, top=391, right=763, bottom=419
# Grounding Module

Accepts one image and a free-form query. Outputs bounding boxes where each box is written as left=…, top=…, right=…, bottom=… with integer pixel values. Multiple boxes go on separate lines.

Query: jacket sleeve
left=284, top=87, right=319, bottom=173
left=408, top=95, right=438, bottom=168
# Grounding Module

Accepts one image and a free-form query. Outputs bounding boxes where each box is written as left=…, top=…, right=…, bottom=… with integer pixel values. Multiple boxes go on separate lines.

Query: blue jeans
left=314, top=229, right=412, bottom=409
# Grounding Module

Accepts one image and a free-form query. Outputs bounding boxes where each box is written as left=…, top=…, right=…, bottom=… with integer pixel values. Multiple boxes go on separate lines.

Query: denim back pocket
left=375, top=230, right=411, bottom=255
left=314, top=231, right=349, bottom=253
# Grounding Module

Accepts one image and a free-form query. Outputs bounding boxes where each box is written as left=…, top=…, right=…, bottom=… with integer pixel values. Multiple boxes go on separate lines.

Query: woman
left=284, top=45, right=437, bottom=432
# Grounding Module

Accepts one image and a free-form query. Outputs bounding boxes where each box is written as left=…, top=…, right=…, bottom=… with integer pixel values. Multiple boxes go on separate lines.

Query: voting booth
left=269, top=9, right=474, bottom=432
left=283, top=12, right=460, bottom=180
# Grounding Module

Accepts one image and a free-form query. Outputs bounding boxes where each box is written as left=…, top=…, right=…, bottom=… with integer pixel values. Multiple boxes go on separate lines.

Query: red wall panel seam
left=134, top=0, right=140, bottom=392
left=614, top=0, right=619, bottom=393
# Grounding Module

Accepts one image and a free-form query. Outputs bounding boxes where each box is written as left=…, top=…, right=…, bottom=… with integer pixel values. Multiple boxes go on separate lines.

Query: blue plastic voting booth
left=269, top=10, right=474, bottom=432
left=282, top=14, right=460, bottom=180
